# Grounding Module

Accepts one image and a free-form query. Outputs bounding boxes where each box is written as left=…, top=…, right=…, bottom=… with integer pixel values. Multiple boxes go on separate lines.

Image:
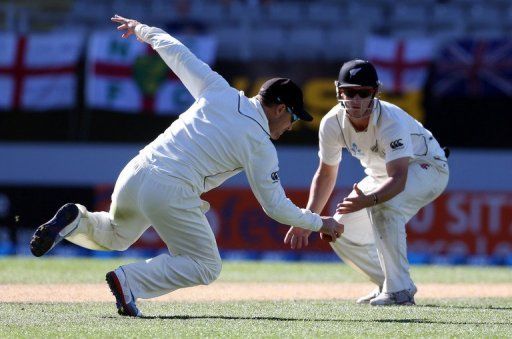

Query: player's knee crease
left=199, top=259, right=222, bottom=285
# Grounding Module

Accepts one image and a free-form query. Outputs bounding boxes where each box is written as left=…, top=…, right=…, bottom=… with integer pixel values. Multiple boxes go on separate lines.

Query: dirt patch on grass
left=2, top=283, right=512, bottom=302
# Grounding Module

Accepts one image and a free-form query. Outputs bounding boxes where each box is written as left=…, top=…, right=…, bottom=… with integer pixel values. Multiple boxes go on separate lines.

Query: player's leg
left=330, top=208, right=384, bottom=286
left=115, top=175, right=221, bottom=301
left=65, top=156, right=151, bottom=251
left=329, top=176, right=385, bottom=303
left=369, top=161, right=449, bottom=305
left=330, top=236, right=384, bottom=304
left=367, top=207, right=415, bottom=305
left=31, top=156, right=151, bottom=256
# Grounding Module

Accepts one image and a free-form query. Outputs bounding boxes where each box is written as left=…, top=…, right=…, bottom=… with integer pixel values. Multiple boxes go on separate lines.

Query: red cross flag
left=364, top=36, right=435, bottom=94
left=0, top=32, right=83, bottom=111
left=364, top=35, right=436, bottom=122
left=86, top=32, right=217, bottom=115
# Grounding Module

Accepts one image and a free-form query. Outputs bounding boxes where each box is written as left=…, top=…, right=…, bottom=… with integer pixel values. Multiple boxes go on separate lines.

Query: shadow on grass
left=373, top=319, right=510, bottom=325
left=417, top=304, right=512, bottom=311
left=105, top=315, right=508, bottom=325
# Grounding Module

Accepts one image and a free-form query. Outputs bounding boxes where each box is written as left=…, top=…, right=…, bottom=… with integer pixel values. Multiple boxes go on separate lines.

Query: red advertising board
left=94, top=186, right=512, bottom=256
left=203, top=188, right=332, bottom=251
left=407, top=191, right=512, bottom=257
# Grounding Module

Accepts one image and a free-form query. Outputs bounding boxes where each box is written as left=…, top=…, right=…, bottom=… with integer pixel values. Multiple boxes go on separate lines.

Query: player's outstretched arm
left=336, top=157, right=409, bottom=215
left=110, top=14, right=228, bottom=100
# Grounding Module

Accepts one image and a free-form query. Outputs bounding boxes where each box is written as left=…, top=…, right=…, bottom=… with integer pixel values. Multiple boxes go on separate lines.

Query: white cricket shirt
left=134, top=25, right=322, bottom=231
left=319, top=100, right=447, bottom=178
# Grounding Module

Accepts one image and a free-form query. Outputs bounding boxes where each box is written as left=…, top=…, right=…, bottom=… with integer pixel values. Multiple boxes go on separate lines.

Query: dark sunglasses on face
left=277, top=97, right=300, bottom=123
left=286, top=106, right=300, bottom=123
left=342, top=88, right=373, bottom=99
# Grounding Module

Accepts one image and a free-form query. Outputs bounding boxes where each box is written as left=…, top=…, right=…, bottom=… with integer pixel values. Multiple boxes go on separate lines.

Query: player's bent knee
left=200, top=259, right=222, bottom=285
left=112, top=243, right=131, bottom=251
left=108, top=237, right=135, bottom=251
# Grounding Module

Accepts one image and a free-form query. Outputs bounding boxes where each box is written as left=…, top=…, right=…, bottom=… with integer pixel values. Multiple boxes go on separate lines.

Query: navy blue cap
left=259, top=78, right=313, bottom=122
left=337, top=59, right=379, bottom=88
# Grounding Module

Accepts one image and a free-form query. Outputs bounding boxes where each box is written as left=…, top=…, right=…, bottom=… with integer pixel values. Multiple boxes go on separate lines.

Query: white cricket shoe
left=356, top=286, right=382, bottom=304
left=369, top=285, right=417, bottom=306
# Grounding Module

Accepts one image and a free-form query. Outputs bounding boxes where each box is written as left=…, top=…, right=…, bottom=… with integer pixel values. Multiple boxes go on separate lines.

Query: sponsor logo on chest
left=271, top=171, right=279, bottom=182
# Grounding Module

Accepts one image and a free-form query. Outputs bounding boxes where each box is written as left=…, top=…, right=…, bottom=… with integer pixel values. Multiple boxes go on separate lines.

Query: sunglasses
left=342, top=88, right=374, bottom=99
left=286, top=106, right=300, bottom=123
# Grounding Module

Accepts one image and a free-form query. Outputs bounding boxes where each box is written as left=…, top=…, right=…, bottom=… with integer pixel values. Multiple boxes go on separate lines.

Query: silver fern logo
left=349, top=67, right=362, bottom=76
left=350, top=142, right=364, bottom=157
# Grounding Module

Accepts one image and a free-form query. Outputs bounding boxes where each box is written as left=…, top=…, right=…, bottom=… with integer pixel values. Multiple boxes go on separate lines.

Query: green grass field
left=1, top=258, right=511, bottom=338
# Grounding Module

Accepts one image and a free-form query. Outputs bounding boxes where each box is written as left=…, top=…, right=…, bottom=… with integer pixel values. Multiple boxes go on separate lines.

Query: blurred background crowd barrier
left=1, top=0, right=511, bottom=264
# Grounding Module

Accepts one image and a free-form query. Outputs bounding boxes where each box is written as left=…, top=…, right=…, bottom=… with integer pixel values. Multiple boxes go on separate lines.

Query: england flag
left=0, top=32, right=84, bottom=111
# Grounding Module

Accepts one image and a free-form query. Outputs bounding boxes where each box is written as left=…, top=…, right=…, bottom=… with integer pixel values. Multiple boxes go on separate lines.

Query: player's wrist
left=134, top=23, right=148, bottom=40
left=371, top=193, right=379, bottom=206
left=363, top=193, right=377, bottom=207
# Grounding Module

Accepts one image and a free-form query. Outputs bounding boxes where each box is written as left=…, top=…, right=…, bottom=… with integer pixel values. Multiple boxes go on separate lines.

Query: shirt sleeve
left=379, top=118, right=413, bottom=163
left=244, top=142, right=323, bottom=231
left=135, top=24, right=229, bottom=100
left=318, top=113, right=344, bottom=166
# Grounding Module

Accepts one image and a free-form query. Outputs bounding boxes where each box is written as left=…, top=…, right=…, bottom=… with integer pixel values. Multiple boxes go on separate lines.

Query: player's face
left=337, top=86, right=376, bottom=119
left=268, top=105, right=297, bottom=140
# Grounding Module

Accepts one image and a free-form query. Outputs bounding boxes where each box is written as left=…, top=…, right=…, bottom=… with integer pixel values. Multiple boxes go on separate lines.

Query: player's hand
left=318, top=217, right=344, bottom=243
left=336, top=183, right=372, bottom=214
left=111, top=14, right=142, bottom=40
left=284, top=227, right=312, bottom=249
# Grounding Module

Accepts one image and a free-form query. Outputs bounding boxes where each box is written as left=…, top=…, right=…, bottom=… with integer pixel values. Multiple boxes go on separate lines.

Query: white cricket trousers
left=66, top=156, right=222, bottom=299
left=330, top=160, right=449, bottom=293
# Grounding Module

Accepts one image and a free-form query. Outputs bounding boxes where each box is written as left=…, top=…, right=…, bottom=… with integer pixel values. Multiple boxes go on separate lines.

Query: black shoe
left=30, top=203, right=80, bottom=257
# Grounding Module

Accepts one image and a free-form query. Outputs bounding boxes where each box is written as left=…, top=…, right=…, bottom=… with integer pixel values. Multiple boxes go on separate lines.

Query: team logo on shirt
left=370, top=140, right=385, bottom=157
left=271, top=171, right=280, bottom=182
left=370, top=140, right=379, bottom=153
left=350, top=143, right=364, bottom=157
left=390, top=139, right=404, bottom=150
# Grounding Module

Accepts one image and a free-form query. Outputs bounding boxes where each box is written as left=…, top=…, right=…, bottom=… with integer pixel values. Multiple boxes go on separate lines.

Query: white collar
left=370, top=99, right=382, bottom=126
left=248, top=95, right=270, bottom=135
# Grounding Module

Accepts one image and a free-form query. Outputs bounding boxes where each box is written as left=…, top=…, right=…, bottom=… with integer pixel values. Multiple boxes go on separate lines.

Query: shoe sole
left=30, top=203, right=80, bottom=257
left=105, top=271, right=140, bottom=317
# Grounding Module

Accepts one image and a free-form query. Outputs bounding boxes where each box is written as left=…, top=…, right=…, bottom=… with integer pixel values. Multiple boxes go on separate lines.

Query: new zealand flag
left=431, top=39, right=512, bottom=97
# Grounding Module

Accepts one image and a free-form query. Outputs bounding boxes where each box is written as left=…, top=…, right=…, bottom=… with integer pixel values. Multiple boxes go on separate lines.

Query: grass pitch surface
left=1, top=258, right=511, bottom=338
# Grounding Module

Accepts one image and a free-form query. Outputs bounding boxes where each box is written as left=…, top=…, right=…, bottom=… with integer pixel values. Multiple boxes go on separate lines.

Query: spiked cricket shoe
left=356, top=286, right=382, bottom=304
left=370, top=285, right=417, bottom=306
left=30, top=203, right=80, bottom=257
left=106, top=268, right=142, bottom=317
